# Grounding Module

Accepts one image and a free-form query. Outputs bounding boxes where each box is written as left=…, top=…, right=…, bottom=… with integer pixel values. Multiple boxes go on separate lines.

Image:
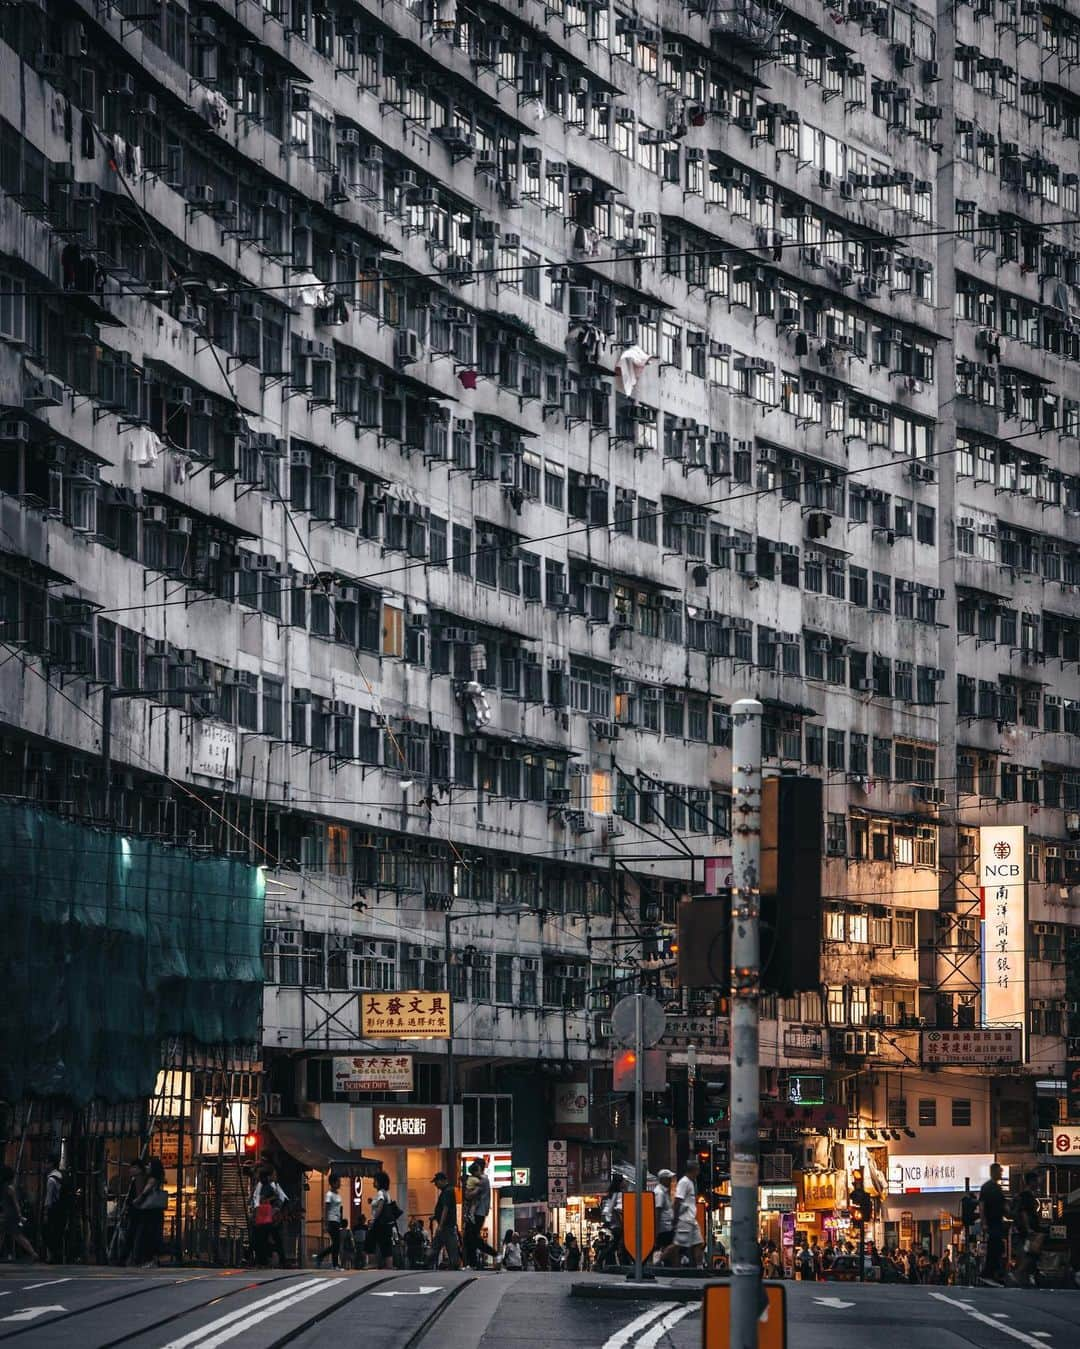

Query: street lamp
left=443, top=905, right=533, bottom=1172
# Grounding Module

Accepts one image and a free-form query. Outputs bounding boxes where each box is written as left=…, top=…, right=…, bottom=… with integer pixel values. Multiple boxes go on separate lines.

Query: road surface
left=0, top=1267, right=1077, bottom=1347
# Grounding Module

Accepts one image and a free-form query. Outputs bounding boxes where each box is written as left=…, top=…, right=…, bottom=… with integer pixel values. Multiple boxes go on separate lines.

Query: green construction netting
left=0, top=801, right=265, bottom=1105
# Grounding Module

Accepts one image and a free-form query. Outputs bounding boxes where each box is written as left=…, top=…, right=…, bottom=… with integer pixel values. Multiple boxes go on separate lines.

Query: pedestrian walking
left=315, top=1175, right=344, bottom=1269
left=673, top=1159, right=704, bottom=1267
left=429, top=1172, right=461, bottom=1271
left=42, top=1152, right=70, bottom=1263
left=1010, top=1170, right=1044, bottom=1288
left=601, top=1176, right=625, bottom=1265
left=0, top=1165, right=38, bottom=1261
left=652, top=1169, right=675, bottom=1260
left=978, top=1162, right=1007, bottom=1285
left=462, top=1159, right=498, bottom=1269
left=367, top=1171, right=398, bottom=1270
left=250, top=1164, right=288, bottom=1268
left=351, top=1213, right=369, bottom=1269
left=404, top=1219, right=428, bottom=1269
left=563, top=1230, right=581, bottom=1272
left=501, top=1229, right=523, bottom=1270
left=131, top=1157, right=168, bottom=1267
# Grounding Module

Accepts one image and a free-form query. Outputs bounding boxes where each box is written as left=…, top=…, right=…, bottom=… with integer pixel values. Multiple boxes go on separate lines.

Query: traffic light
left=760, top=775, right=823, bottom=996
left=960, top=1192, right=978, bottom=1228
left=613, top=1049, right=638, bottom=1092
left=849, top=1167, right=872, bottom=1223
left=676, top=893, right=731, bottom=989
left=701, top=1078, right=729, bottom=1126
left=242, top=1131, right=260, bottom=1155
left=697, top=1145, right=713, bottom=1195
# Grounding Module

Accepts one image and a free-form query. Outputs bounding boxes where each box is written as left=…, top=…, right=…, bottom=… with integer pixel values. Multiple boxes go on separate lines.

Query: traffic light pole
left=730, top=699, right=763, bottom=1349
left=632, top=990, right=645, bottom=1284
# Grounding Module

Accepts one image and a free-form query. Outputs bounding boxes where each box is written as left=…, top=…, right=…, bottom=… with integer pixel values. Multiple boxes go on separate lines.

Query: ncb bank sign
left=978, top=824, right=1027, bottom=1059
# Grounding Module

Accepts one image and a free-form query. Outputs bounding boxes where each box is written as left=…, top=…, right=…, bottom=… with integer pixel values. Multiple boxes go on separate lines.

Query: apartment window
left=952, top=1098, right=972, bottom=1128
left=519, top=960, right=538, bottom=1006
left=918, top=1097, right=937, bottom=1127
left=894, top=910, right=916, bottom=946
left=827, top=728, right=845, bottom=771
left=452, top=525, right=471, bottom=576
left=494, top=953, right=514, bottom=1004
left=462, top=1094, right=513, bottom=1147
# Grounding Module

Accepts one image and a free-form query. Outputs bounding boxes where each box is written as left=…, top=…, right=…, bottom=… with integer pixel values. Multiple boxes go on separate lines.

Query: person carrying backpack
left=367, top=1171, right=399, bottom=1269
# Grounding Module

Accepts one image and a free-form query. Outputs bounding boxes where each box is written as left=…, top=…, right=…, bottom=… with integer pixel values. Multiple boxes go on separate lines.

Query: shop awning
left=264, top=1118, right=379, bottom=1176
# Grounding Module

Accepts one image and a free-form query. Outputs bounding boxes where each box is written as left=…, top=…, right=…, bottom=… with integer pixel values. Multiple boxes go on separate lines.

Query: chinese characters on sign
left=333, top=1055, right=414, bottom=1093
left=978, top=825, right=1027, bottom=1058
left=1051, top=1128, right=1080, bottom=1157
left=360, top=991, right=451, bottom=1038
left=192, top=722, right=238, bottom=781
left=372, top=1106, right=442, bottom=1147
left=888, top=1154, right=997, bottom=1194
left=660, top=1016, right=730, bottom=1050
left=783, top=1026, right=824, bottom=1059
left=920, top=1029, right=1023, bottom=1066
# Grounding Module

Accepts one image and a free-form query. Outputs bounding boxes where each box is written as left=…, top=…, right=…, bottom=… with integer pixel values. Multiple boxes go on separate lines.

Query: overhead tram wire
left=10, top=417, right=1068, bottom=624
left=4, top=211, right=1080, bottom=301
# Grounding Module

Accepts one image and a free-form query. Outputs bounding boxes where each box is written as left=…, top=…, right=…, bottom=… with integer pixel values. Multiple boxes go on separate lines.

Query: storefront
left=759, top=1184, right=798, bottom=1272
left=557, top=1143, right=612, bottom=1254
left=794, top=1169, right=849, bottom=1250
left=883, top=1153, right=999, bottom=1256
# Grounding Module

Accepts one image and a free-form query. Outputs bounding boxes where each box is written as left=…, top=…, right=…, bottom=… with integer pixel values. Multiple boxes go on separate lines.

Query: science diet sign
left=888, top=1154, right=996, bottom=1194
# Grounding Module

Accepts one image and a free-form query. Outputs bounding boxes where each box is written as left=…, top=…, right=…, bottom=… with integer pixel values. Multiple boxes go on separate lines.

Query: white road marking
left=160, top=1280, right=334, bottom=1349
left=633, top=1304, right=697, bottom=1349
left=1031, top=1334, right=1052, bottom=1339
left=0, top=1305, right=67, bottom=1323
left=601, top=1302, right=681, bottom=1349
left=813, top=1296, right=855, bottom=1309
left=24, top=1278, right=72, bottom=1290
left=370, top=1286, right=441, bottom=1297
left=994, top=1313, right=1011, bottom=1318
left=930, top=1293, right=1056, bottom=1349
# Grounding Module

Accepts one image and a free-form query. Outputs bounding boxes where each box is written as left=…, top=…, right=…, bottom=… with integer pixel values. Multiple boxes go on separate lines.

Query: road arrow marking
left=1, top=1305, right=67, bottom=1323
left=813, top=1297, right=855, bottom=1309
left=370, top=1287, right=442, bottom=1297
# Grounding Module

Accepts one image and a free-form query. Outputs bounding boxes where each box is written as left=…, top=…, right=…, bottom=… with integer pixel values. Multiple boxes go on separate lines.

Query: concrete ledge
left=570, top=1278, right=715, bottom=1302
left=592, top=1266, right=730, bottom=1279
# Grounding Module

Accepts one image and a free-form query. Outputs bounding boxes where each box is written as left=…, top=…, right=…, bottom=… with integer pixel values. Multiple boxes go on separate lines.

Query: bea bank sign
left=978, top=825, right=1026, bottom=1057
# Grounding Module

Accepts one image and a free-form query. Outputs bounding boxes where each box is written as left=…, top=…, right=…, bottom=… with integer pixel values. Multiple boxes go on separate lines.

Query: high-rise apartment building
left=1, top=0, right=1077, bottom=1258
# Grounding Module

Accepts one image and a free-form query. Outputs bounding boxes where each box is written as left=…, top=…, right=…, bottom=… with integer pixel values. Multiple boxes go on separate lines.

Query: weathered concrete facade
left=1, top=0, right=1078, bottom=1212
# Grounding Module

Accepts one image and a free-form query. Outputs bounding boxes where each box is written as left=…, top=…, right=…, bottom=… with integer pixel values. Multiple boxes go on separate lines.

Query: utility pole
left=729, top=698, right=763, bottom=1349
left=632, top=991, right=644, bottom=1284
left=445, top=910, right=456, bottom=1177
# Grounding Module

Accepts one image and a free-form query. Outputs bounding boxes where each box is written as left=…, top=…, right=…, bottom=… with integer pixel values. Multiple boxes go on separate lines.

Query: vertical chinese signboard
left=978, top=825, right=1026, bottom=1059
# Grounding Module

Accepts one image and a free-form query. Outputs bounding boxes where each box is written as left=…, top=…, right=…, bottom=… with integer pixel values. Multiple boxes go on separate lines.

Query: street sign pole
left=632, top=990, right=644, bottom=1284
left=730, top=698, right=763, bottom=1349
